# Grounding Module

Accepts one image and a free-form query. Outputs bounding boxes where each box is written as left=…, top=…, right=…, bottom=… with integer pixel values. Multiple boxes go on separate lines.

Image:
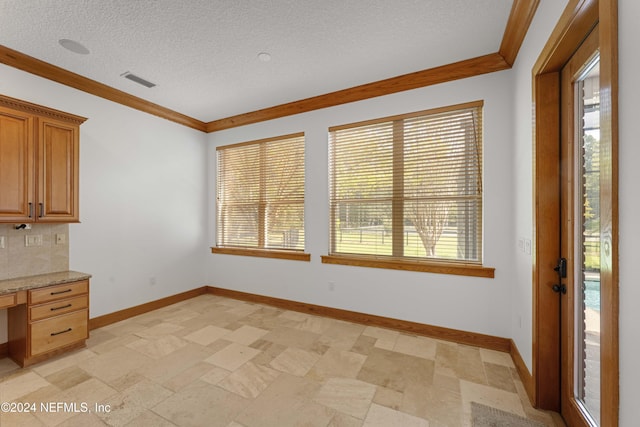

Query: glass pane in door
left=575, top=56, right=600, bottom=425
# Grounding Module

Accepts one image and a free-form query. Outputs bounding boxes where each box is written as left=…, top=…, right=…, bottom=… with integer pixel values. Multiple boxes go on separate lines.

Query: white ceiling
left=0, top=0, right=513, bottom=123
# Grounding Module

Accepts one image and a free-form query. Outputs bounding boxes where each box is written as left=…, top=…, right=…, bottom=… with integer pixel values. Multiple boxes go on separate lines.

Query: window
left=325, top=101, right=491, bottom=276
left=214, top=133, right=307, bottom=259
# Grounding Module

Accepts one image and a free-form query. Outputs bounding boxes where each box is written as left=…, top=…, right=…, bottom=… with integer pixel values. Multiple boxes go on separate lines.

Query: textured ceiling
left=0, top=0, right=513, bottom=122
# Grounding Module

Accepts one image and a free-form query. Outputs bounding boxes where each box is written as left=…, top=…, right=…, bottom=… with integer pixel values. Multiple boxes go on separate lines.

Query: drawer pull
left=50, top=303, right=73, bottom=311
left=50, top=289, right=72, bottom=296
left=51, top=328, right=72, bottom=336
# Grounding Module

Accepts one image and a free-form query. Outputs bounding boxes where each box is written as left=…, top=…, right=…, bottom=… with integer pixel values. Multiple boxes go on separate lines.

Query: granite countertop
left=0, top=271, right=91, bottom=295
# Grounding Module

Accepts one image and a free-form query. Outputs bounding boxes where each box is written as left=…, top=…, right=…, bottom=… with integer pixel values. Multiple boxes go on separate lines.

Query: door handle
left=554, top=258, right=567, bottom=278
left=552, top=284, right=567, bottom=294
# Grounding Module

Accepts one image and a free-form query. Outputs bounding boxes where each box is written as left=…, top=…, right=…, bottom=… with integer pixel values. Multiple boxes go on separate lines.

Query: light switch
left=0, top=236, right=5, bottom=249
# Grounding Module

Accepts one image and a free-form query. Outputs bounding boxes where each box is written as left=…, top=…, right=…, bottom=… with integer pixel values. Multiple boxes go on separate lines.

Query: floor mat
left=471, top=402, right=546, bottom=427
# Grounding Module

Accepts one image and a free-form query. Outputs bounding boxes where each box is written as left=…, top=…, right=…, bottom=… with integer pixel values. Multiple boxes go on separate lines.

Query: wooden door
left=559, top=26, right=602, bottom=427
left=37, top=117, right=79, bottom=222
left=0, top=106, right=34, bottom=221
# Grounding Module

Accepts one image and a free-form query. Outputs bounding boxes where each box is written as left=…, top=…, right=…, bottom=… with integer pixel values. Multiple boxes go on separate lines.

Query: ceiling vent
left=121, top=71, right=156, bottom=88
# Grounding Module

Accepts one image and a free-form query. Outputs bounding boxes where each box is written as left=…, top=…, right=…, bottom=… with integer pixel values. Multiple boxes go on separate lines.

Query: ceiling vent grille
left=121, top=71, right=156, bottom=88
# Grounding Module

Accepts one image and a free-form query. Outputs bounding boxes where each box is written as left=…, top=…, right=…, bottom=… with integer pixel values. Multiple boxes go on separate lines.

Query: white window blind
left=216, top=133, right=305, bottom=251
left=329, top=101, right=483, bottom=263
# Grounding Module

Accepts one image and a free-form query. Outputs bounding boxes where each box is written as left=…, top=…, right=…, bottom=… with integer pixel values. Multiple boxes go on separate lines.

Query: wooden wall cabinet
left=8, top=279, right=89, bottom=367
left=0, top=95, right=86, bottom=223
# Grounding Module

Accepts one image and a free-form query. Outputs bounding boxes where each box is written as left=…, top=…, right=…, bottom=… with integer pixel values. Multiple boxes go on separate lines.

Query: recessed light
left=58, top=39, right=90, bottom=55
left=257, top=52, right=272, bottom=62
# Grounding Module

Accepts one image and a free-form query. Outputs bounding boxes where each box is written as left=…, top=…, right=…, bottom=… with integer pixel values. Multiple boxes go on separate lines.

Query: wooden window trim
left=321, top=255, right=494, bottom=278
left=212, top=247, right=310, bottom=262
left=328, top=101, right=483, bottom=132
left=214, top=132, right=304, bottom=151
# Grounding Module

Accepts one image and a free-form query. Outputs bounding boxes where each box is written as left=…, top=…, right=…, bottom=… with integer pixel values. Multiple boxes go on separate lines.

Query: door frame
left=532, top=0, right=618, bottom=425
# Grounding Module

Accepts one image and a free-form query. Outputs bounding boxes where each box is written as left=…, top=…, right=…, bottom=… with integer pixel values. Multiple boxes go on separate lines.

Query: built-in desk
left=0, top=271, right=91, bottom=367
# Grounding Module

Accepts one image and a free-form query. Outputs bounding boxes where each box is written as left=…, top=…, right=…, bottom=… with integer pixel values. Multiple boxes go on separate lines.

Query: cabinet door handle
left=50, top=303, right=72, bottom=311
left=50, top=289, right=72, bottom=296
left=28, top=202, right=33, bottom=218
left=39, top=203, right=44, bottom=218
left=50, top=328, right=72, bottom=336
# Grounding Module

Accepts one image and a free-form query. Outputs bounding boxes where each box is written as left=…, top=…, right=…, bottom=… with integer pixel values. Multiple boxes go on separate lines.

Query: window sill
left=212, top=247, right=311, bottom=262
left=321, top=255, right=494, bottom=278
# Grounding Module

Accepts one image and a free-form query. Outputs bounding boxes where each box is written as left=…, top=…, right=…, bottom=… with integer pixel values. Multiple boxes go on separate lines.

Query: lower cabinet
left=8, top=280, right=89, bottom=367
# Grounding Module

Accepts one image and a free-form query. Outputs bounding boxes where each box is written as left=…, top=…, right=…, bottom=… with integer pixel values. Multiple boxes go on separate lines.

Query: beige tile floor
left=0, top=294, right=565, bottom=426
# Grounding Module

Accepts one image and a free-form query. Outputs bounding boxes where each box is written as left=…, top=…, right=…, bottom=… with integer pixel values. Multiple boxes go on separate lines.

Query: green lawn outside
left=335, top=227, right=460, bottom=259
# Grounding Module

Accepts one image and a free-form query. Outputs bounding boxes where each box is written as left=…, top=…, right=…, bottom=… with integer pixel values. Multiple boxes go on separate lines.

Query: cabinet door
left=38, top=118, right=79, bottom=222
left=0, top=107, right=34, bottom=221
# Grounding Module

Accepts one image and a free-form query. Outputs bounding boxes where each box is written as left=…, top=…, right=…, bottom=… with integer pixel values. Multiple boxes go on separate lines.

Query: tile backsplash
left=0, top=223, right=69, bottom=281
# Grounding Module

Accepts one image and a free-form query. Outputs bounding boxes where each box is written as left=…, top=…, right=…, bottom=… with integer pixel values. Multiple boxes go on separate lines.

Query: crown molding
left=0, top=45, right=207, bottom=132
left=206, top=53, right=510, bottom=132
left=499, top=0, right=541, bottom=66
left=0, top=93, right=87, bottom=125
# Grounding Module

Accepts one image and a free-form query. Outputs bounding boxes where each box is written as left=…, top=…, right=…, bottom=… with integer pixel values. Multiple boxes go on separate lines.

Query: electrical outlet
left=328, top=281, right=335, bottom=291
left=149, top=277, right=157, bottom=286
left=56, top=234, right=66, bottom=245
left=524, top=239, right=532, bottom=255
left=25, top=235, right=43, bottom=247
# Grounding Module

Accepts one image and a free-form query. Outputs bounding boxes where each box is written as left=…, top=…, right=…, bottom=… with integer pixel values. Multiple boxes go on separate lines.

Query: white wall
left=0, top=64, right=209, bottom=326
left=617, top=0, right=639, bottom=424
left=206, top=71, right=516, bottom=339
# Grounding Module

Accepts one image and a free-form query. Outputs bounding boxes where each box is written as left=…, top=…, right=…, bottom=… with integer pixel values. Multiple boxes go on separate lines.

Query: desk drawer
left=29, top=280, right=88, bottom=305
left=0, top=293, right=16, bottom=309
left=30, top=295, right=88, bottom=321
left=30, top=309, right=88, bottom=356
